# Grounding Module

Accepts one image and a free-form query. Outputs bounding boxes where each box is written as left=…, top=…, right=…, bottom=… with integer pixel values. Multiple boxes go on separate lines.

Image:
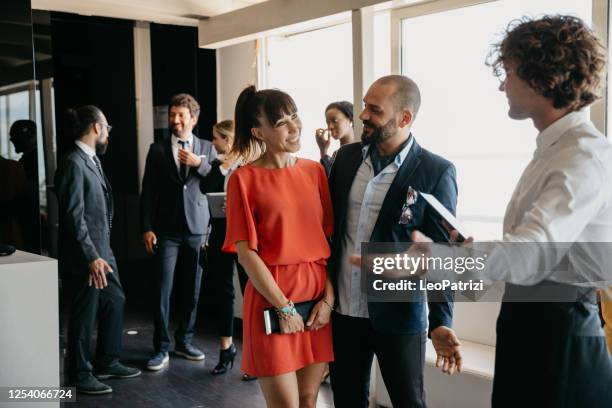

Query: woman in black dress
left=201, top=120, right=252, bottom=379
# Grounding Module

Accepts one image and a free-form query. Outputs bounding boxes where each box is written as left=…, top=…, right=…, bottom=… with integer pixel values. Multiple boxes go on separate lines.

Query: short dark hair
left=488, top=15, right=606, bottom=111
left=373, top=75, right=421, bottom=116
left=169, top=93, right=200, bottom=119
left=325, top=101, right=353, bottom=121
left=66, top=105, right=104, bottom=140
left=232, top=85, right=297, bottom=162
left=9, top=120, right=36, bottom=141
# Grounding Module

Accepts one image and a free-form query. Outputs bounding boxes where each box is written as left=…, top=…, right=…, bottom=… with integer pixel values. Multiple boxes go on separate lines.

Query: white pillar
left=591, top=0, right=609, bottom=135
left=352, top=6, right=375, bottom=138
left=133, top=21, right=154, bottom=192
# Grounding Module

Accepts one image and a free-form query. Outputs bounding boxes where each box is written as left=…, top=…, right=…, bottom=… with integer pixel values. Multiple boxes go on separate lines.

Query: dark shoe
left=211, top=344, right=237, bottom=375
left=147, top=351, right=169, bottom=371
left=76, top=374, right=112, bottom=395
left=241, top=373, right=257, bottom=381
left=175, top=343, right=205, bottom=361
left=95, top=363, right=141, bottom=380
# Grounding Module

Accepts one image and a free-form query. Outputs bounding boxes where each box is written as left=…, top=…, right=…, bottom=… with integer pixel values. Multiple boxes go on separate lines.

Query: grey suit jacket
left=55, top=145, right=115, bottom=275
left=140, top=135, right=217, bottom=236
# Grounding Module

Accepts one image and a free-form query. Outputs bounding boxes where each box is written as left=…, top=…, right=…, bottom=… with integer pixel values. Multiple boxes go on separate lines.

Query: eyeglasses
left=99, top=123, right=113, bottom=133
left=495, top=67, right=514, bottom=84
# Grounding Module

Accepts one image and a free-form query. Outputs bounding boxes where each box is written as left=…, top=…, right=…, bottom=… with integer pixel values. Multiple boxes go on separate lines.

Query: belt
left=503, top=281, right=597, bottom=304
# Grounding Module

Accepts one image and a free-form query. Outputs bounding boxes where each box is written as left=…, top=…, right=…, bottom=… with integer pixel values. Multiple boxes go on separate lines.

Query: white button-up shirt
left=75, top=140, right=96, bottom=163
left=337, top=137, right=414, bottom=317
left=466, top=110, right=612, bottom=287
left=171, top=133, right=194, bottom=170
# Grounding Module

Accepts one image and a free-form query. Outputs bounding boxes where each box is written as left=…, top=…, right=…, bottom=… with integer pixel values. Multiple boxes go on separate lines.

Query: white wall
left=216, top=40, right=258, bottom=122
left=215, top=40, right=259, bottom=318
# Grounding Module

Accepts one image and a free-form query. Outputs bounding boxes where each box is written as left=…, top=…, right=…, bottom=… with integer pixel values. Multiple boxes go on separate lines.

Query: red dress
left=222, top=158, right=334, bottom=377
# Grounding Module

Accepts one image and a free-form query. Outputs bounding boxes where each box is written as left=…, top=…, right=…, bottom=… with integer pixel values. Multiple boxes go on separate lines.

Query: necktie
left=92, top=155, right=105, bottom=181
left=92, top=155, right=113, bottom=230
left=178, top=140, right=189, bottom=180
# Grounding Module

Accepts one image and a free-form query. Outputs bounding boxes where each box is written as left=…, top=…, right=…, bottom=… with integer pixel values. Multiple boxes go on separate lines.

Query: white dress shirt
left=171, top=133, right=194, bottom=170
left=457, top=110, right=612, bottom=287
left=337, top=138, right=414, bottom=317
left=75, top=140, right=96, bottom=163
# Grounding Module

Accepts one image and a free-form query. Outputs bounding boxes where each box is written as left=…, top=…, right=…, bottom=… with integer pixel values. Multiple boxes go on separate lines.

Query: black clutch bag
left=263, top=299, right=318, bottom=335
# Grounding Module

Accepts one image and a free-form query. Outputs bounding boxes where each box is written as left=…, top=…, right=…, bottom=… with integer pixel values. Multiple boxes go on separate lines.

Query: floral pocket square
left=399, top=187, right=418, bottom=224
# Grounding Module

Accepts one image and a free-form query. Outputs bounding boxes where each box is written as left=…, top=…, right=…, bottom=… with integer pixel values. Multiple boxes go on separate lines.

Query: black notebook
left=263, top=299, right=318, bottom=335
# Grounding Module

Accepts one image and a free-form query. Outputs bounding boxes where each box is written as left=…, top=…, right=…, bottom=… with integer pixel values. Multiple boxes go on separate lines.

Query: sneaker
left=76, top=374, right=113, bottom=395
left=175, top=343, right=205, bottom=361
left=147, top=351, right=169, bottom=371
left=95, top=363, right=141, bottom=380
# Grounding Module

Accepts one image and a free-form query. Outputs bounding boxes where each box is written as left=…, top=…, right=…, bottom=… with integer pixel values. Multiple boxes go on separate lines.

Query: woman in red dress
left=222, top=85, right=334, bottom=407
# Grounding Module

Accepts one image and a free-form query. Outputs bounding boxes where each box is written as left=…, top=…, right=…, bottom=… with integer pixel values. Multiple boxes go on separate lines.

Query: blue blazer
left=328, top=138, right=457, bottom=335
left=141, top=136, right=217, bottom=236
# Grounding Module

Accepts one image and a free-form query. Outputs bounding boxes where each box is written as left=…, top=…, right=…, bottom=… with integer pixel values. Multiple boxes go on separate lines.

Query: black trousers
left=492, top=285, right=612, bottom=408
left=66, top=257, right=125, bottom=382
left=153, top=233, right=204, bottom=353
left=207, top=238, right=248, bottom=337
left=330, top=312, right=426, bottom=408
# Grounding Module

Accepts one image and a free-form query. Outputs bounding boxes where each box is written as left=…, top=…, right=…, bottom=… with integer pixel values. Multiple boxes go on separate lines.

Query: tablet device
left=420, top=192, right=471, bottom=241
left=206, top=192, right=227, bottom=219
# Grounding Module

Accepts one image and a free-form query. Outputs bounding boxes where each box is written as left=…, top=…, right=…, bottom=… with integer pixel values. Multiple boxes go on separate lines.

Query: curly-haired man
left=486, top=15, right=612, bottom=407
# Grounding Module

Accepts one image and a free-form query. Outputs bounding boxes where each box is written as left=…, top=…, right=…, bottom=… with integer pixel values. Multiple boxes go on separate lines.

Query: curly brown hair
left=169, top=93, right=200, bottom=119
left=488, top=15, right=606, bottom=111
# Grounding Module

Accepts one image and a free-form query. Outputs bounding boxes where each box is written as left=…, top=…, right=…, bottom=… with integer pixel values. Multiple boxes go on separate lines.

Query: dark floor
left=60, top=310, right=334, bottom=408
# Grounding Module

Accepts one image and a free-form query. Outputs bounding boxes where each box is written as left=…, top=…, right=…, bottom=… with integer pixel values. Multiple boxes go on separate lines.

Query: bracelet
left=322, top=299, right=334, bottom=311
left=275, top=300, right=297, bottom=321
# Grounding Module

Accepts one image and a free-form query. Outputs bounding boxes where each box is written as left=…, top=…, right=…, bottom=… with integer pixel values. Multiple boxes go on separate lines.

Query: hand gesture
left=279, top=313, right=305, bottom=334
left=143, top=231, right=157, bottom=254
left=440, top=220, right=475, bottom=244
left=305, top=299, right=333, bottom=331
left=348, top=232, right=432, bottom=278
left=178, top=149, right=202, bottom=168
left=88, top=258, right=113, bottom=289
left=315, top=128, right=331, bottom=155
left=431, top=326, right=462, bottom=375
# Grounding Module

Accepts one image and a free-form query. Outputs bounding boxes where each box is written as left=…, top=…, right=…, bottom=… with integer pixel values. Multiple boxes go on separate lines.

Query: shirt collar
left=535, top=110, right=588, bottom=154
left=361, top=134, right=414, bottom=167
left=75, top=140, right=96, bottom=158
left=172, top=133, right=194, bottom=147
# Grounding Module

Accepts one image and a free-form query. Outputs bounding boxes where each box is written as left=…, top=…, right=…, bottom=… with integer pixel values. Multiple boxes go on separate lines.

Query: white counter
left=0, top=251, right=59, bottom=408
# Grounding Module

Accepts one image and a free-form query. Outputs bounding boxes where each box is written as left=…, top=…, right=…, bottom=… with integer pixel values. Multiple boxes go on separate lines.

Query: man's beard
left=172, top=124, right=190, bottom=139
left=95, top=139, right=109, bottom=155
left=361, top=118, right=397, bottom=145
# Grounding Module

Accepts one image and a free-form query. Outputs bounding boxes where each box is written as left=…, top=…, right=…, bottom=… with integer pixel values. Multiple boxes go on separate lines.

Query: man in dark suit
left=141, top=94, right=217, bottom=370
left=327, top=75, right=462, bottom=407
left=9, top=119, right=40, bottom=253
left=55, top=105, right=140, bottom=395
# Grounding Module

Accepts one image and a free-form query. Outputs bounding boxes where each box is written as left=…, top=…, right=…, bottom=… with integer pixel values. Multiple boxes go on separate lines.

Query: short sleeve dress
left=222, top=158, right=334, bottom=377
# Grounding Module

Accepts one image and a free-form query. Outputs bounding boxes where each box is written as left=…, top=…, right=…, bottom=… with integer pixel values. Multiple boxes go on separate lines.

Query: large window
left=266, top=23, right=354, bottom=161
left=398, top=0, right=592, bottom=239
left=0, top=88, right=30, bottom=159
left=0, top=82, right=47, bottom=209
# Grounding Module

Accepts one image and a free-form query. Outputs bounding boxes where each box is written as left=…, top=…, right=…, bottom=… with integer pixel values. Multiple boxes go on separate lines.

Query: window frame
left=390, top=0, right=610, bottom=134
